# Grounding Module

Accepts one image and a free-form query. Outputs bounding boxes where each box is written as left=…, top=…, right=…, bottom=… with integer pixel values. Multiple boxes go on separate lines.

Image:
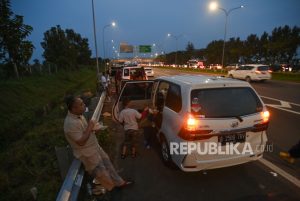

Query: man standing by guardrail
left=63, top=95, right=133, bottom=192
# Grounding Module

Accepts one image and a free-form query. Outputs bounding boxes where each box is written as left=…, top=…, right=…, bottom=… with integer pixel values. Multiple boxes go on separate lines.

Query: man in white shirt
left=64, top=96, right=132, bottom=191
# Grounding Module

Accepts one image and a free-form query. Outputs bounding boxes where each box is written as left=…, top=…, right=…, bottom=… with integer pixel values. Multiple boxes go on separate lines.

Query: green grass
left=154, top=66, right=227, bottom=75
left=271, top=72, right=300, bottom=82
left=0, top=67, right=110, bottom=201
left=0, top=68, right=98, bottom=149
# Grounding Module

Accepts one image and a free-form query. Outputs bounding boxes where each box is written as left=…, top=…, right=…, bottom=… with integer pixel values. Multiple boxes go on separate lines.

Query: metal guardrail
left=55, top=159, right=84, bottom=201
left=91, top=91, right=106, bottom=122
left=56, top=91, right=107, bottom=201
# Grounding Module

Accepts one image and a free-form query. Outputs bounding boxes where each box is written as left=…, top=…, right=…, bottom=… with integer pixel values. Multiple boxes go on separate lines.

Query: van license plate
left=218, top=133, right=246, bottom=146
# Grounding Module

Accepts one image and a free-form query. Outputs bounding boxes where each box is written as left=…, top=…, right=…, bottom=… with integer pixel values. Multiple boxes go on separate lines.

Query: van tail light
left=186, top=114, right=197, bottom=131
left=255, top=70, right=261, bottom=74
left=252, top=110, right=270, bottom=132
left=268, top=70, right=273, bottom=73
left=178, top=113, right=212, bottom=141
left=261, top=110, right=270, bottom=123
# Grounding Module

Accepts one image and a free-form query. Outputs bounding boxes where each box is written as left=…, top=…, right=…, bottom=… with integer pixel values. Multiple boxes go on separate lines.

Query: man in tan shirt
left=64, top=96, right=132, bottom=191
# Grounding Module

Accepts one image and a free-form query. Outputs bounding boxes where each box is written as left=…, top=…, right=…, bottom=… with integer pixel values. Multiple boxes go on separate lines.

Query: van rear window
left=121, top=82, right=153, bottom=101
left=124, top=69, right=129, bottom=76
left=190, top=87, right=263, bottom=118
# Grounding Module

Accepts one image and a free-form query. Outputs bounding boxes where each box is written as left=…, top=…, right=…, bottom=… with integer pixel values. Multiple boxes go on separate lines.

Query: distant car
left=281, top=64, right=292, bottom=72
left=187, top=60, right=205, bottom=69
left=144, top=66, right=154, bottom=77
left=209, top=64, right=223, bottom=70
left=228, top=64, right=271, bottom=82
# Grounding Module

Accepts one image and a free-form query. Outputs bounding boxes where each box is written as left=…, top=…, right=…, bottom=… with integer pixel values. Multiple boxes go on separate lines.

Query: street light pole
left=102, top=22, right=115, bottom=71
left=168, top=33, right=183, bottom=66
left=209, top=2, right=243, bottom=67
left=91, top=0, right=99, bottom=75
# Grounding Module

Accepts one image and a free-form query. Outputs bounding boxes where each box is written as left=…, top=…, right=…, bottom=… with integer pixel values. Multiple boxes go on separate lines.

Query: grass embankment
left=0, top=67, right=106, bottom=201
left=155, top=66, right=300, bottom=82
left=271, top=72, right=300, bottom=82
left=154, top=66, right=227, bottom=75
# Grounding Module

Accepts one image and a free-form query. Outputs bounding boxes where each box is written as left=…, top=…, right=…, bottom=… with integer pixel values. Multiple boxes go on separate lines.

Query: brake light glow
left=255, top=70, right=261, bottom=74
left=261, top=110, right=270, bottom=122
left=178, top=114, right=213, bottom=140
left=186, top=114, right=197, bottom=131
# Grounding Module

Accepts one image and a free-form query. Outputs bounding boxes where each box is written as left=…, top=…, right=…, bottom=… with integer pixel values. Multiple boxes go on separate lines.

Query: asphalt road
left=105, top=68, right=300, bottom=201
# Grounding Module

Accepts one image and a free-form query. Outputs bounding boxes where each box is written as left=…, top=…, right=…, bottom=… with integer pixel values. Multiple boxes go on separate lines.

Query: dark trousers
left=143, top=127, right=156, bottom=146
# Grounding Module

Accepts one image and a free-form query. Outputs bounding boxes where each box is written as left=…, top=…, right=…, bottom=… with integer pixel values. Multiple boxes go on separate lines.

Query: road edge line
left=259, top=158, right=300, bottom=188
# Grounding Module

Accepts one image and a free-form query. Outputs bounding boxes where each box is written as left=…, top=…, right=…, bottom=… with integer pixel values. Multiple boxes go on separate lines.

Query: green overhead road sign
left=139, top=45, right=152, bottom=53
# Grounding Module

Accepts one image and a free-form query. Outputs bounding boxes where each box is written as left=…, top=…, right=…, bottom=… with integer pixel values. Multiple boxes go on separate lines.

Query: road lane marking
left=280, top=101, right=292, bottom=108
left=260, top=95, right=300, bottom=107
left=260, top=96, right=300, bottom=115
left=265, top=105, right=300, bottom=115
left=259, top=158, right=300, bottom=188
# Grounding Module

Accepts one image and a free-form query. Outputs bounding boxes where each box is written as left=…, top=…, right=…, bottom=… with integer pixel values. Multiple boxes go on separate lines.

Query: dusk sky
left=11, top=0, right=300, bottom=62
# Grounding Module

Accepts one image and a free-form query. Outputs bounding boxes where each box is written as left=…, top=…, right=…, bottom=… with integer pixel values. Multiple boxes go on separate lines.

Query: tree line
left=157, top=25, right=300, bottom=66
left=41, top=25, right=92, bottom=70
left=0, top=0, right=93, bottom=79
left=0, top=0, right=33, bottom=79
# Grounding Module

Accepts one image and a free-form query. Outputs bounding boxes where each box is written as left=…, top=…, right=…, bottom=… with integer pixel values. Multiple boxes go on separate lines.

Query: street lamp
left=167, top=33, right=183, bottom=66
left=102, top=21, right=116, bottom=70
left=91, top=0, right=99, bottom=75
left=209, top=1, right=244, bottom=67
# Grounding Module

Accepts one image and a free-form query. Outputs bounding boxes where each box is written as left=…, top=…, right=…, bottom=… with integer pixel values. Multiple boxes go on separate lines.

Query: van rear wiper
left=234, top=116, right=243, bottom=122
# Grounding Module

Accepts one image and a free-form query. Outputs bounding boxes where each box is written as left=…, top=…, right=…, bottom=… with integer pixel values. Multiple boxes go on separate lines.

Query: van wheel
left=229, top=74, right=234, bottom=79
left=245, top=76, right=251, bottom=82
left=160, top=135, right=178, bottom=169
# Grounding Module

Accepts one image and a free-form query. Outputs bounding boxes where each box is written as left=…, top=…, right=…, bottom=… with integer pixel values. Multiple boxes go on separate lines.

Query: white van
left=122, top=66, right=147, bottom=80
left=228, top=64, right=271, bottom=82
left=113, top=75, right=269, bottom=172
